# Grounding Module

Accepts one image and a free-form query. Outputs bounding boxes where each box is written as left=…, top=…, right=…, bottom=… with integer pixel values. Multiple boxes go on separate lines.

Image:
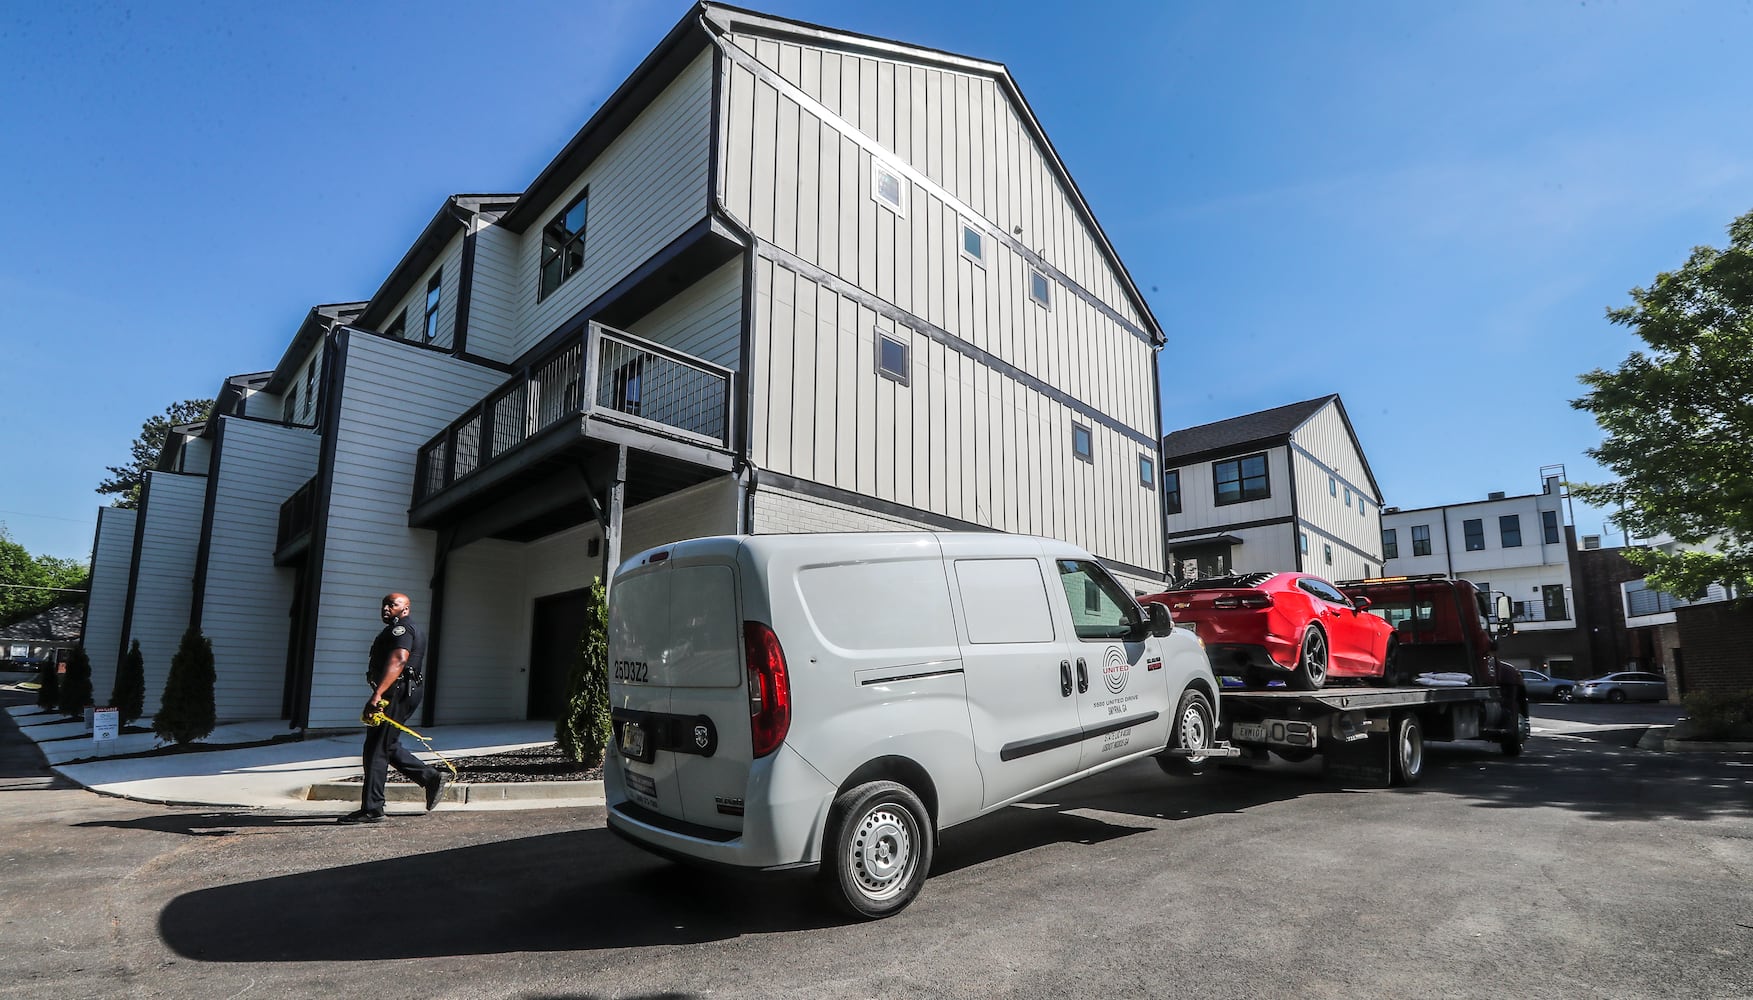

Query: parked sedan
left=1140, top=572, right=1395, bottom=691
left=1574, top=671, right=1669, bottom=703
left=1519, top=670, right=1574, bottom=702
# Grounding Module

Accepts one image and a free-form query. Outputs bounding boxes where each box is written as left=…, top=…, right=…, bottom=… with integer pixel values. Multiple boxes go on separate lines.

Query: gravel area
left=343, top=743, right=603, bottom=783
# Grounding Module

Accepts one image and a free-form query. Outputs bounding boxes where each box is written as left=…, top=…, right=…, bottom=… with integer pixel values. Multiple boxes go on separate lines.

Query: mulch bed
left=342, top=743, right=603, bottom=784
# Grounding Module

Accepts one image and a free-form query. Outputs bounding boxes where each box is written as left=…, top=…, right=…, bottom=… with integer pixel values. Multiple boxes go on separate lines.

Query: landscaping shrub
left=1680, top=689, right=1753, bottom=739
left=153, top=628, right=215, bottom=746
left=556, top=579, right=611, bottom=767
left=111, top=640, right=146, bottom=725
left=35, top=660, right=59, bottom=710
left=56, top=646, right=93, bottom=719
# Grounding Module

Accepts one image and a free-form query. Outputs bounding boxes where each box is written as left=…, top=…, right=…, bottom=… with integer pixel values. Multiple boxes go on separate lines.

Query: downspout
left=1439, top=504, right=1454, bottom=578
left=1286, top=434, right=1303, bottom=573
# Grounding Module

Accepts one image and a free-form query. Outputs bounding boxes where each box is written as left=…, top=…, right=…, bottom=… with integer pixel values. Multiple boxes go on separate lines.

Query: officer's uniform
left=361, top=615, right=440, bottom=814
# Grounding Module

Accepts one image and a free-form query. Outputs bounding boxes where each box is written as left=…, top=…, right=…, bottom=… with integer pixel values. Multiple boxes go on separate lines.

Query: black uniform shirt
left=368, top=616, right=427, bottom=686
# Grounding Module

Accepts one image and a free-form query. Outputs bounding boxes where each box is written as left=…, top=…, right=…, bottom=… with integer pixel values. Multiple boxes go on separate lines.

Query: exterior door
left=1300, top=576, right=1364, bottom=672
left=528, top=588, right=591, bottom=719
left=1051, top=558, right=1172, bottom=770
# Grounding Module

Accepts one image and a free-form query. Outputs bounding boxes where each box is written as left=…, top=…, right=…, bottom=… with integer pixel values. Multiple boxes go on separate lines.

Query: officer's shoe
left=425, top=773, right=449, bottom=812
left=337, top=808, right=385, bottom=825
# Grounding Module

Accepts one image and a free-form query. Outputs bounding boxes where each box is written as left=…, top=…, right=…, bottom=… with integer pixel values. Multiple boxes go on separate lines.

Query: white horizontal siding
left=511, top=49, right=714, bottom=359
left=240, top=389, right=284, bottom=420
left=83, top=506, right=137, bottom=700
left=200, top=418, right=320, bottom=721
left=306, top=333, right=509, bottom=730
left=1164, top=445, right=1294, bottom=533
left=466, top=224, right=522, bottom=363
left=377, top=231, right=465, bottom=349
left=126, top=472, right=206, bottom=717
left=625, top=259, right=744, bottom=371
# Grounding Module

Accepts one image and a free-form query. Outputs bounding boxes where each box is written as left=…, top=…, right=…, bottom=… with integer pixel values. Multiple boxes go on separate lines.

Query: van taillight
left=1213, top=593, right=1272, bottom=609
left=743, top=621, right=791, bottom=758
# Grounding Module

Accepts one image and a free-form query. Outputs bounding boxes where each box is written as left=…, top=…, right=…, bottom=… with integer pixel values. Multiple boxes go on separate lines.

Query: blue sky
left=2, top=0, right=1748, bottom=561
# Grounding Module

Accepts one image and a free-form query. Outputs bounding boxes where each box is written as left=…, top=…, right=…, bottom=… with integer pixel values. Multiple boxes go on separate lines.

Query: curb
left=1662, top=738, right=1753, bottom=753
left=303, top=780, right=605, bottom=804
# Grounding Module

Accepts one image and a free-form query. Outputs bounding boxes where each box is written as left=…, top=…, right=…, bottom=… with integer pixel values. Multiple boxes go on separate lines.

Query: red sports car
left=1139, top=572, right=1396, bottom=690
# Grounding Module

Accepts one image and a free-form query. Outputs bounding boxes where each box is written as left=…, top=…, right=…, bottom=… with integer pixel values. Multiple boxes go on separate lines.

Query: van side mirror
left=1145, top=602, right=1174, bottom=638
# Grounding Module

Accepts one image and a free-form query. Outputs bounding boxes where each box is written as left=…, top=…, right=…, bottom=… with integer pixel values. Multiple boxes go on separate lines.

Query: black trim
left=188, top=417, right=226, bottom=632
left=610, top=802, right=740, bottom=844
left=756, top=242, right=1156, bottom=450
left=289, top=329, right=350, bottom=730
left=115, top=476, right=152, bottom=679
left=1163, top=434, right=1289, bottom=469
left=859, top=666, right=964, bottom=686
left=452, top=227, right=477, bottom=356
left=756, top=470, right=1166, bottom=583
left=1211, top=452, right=1271, bottom=507
left=77, top=508, right=110, bottom=656
left=455, top=351, right=515, bottom=373
left=1287, top=438, right=1303, bottom=573
left=1167, top=515, right=1294, bottom=540
left=423, top=527, right=453, bottom=730
left=1000, top=711, right=1161, bottom=762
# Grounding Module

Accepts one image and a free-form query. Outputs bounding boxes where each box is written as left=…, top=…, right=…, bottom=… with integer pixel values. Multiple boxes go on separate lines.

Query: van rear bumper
left=606, top=816, right=822, bottom=877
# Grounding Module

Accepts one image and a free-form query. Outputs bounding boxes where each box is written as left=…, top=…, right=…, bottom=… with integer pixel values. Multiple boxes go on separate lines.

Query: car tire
left=1607, top=689, right=1627, bottom=704
left=1556, top=686, right=1573, bottom=703
left=822, top=780, right=934, bottom=920
left=1381, top=638, right=1407, bottom=687
left=1157, top=689, right=1216, bottom=777
left=1390, top=712, right=1423, bottom=787
left=1289, top=625, right=1328, bottom=691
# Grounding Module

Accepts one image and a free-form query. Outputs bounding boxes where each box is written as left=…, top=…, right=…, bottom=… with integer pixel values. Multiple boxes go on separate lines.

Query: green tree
left=0, top=525, right=88, bottom=624
left=96, top=399, right=213, bottom=509
left=1572, top=208, right=1753, bottom=598
left=35, top=660, right=59, bottom=711
left=556, top=579, right=612, bottom=767
left=111, top=640, right=146, bottom=725
left=56, top=645, right=93, bottom=718
left=153, top=628, right=216, bottom=745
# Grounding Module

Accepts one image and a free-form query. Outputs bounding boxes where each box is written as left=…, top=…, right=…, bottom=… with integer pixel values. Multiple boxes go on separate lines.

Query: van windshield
left=1056, top=559, right=1140, bottom=640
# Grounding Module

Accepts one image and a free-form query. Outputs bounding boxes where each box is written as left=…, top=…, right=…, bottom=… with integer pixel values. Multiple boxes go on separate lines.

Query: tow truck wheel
left=823, top=781, right=934, bottom=920
left=1290, top=626, right=1328, bottom=691
left=1157, top=689, right=1216, bottom=777
left=1500, top=712, right=1529, bottom=757
left=1390, top=712, right=1423, bottom=786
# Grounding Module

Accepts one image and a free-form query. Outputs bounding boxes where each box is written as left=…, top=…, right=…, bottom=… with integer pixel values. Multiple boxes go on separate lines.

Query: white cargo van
left=604, top=532, right=1218, bottom=918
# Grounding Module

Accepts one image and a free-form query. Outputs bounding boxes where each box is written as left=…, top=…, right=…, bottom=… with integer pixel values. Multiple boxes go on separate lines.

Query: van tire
left=1157, top=689, right=1216, bottom=777
left=823, top=781, right=933, bottom=920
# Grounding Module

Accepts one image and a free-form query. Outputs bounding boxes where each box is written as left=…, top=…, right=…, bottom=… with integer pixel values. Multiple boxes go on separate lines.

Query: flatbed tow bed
left=1212, top=683, right=1527, bottom=787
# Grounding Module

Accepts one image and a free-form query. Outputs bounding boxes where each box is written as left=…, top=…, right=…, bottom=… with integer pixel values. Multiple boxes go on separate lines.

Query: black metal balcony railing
left=415, top=322, right=733, bottom=504
left=277, top=476, right=316, bottom=550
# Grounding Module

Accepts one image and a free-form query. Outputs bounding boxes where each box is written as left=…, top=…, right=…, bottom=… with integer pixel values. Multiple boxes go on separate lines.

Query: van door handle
left=1076, top=658, right=1089, bottom=694
left=1060, top=660, right=1073, bottom=697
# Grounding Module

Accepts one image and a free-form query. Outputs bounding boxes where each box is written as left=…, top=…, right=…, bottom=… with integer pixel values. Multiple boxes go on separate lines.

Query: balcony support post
left=581, top=445, right=628, bottom=598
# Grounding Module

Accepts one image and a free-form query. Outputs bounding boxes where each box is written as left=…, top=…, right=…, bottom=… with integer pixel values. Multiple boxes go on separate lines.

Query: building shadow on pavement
left=74, top=812, right=357, bottom=836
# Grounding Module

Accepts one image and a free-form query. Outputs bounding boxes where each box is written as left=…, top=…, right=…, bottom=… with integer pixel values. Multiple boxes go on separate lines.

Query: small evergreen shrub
left=57, top=646, right=93, bottom=719
left=153, top=628, right=216, bottom=746
left=1681, top=690, right=1753, bottom=739
left=556, top=579, right=612, bottom=767
left=35, top=660, right=59, bottom=711
left=111, top=640, right=146, bottom=725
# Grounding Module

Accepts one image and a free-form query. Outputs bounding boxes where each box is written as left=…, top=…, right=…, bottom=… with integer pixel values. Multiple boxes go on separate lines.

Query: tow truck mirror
left=1145, top=601, right=1174, bottom=637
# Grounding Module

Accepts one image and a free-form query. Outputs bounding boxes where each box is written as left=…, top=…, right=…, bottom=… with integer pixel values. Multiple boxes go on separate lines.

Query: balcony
left=410, top=321, right=736, bottom=539
left=275, top=476, right=316, bottom=565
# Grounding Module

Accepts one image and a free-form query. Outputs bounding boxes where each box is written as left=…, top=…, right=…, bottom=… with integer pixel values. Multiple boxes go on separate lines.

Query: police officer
left=338, top=592, right=447, bottom=824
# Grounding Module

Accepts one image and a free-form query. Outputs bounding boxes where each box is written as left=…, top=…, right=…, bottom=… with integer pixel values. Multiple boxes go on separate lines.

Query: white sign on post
left=92, top=707, right=120, bottom=744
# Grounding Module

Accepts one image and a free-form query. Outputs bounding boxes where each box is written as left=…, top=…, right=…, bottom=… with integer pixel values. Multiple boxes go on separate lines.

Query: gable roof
left=265, top=301, right=369, bottom=395
left=1163, top=394, right=1383, bottom=502
left=354, top=194, right=521, bottom=334
left=0, top=601, right=84, bottom=643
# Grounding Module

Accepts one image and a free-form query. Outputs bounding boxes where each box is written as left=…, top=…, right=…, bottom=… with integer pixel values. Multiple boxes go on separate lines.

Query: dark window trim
left=1138, top=454, right=1155, bottom=490
left=1163, top=470, right=1181, bottom=514
left=1213, top=452, right=1270, bottom=507
left=1463, top=518, right=1486, bottom=551
left=1071, top=422, right=1093, bottom=464
left=1029, top=269, right=1051, bottom=309
left=1382, top=527, right=1399, bottom=560
left=538, top=188, right=590, bottom=302
left=1542, top=509, right=1561, bottom=545
left=959, top=220, right=986, bottom=267
left=423, top=272, right=442, bottom=340
left=876, top=330, right=910, bottom=386
left=1411, top=523, right=1433, bottom=557
left=1500, top=513, right=1523, bottom=548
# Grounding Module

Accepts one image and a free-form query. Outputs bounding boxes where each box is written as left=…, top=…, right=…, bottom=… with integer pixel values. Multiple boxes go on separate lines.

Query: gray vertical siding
left=306, top=333, right=509, bottom=730
left=200, top=417, right=321, bottom=721
left=626, top=259, right=743, bottom=371
left=82, top=506, right=137, bottom=700
left=126, top=472, right=206, bottom=717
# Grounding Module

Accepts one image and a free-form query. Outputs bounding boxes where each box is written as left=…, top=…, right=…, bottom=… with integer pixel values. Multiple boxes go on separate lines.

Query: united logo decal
left=391, top=626, right=406, bottom=636
left=1103, top=645, right=1129, bottom=694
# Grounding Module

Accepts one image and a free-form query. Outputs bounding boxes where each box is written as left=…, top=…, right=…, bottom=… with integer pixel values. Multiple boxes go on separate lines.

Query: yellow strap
left=363, top=702, right=459, bottom=779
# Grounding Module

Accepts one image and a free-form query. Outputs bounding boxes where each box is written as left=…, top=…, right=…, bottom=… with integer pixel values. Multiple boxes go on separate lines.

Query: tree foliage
left=0, top=525, right=88, bottom=624
left=96, top=399, right=213, bottom=509
left=111, top=639, right=146, bottom=725
left=153, top=628, right=216, bottom=745
left=57, top=645, right=93, bottom=717
left=556, top=579, right=612, bottom=767
left=1572, top=209, right=1753, bottom=598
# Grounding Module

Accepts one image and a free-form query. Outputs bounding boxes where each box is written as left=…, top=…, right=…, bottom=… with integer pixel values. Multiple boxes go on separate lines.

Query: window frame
left=1071, top=422, right=1094, bottom=464
left=1323, top=543, right=1333, bottom=566
left=959, top=220, right=986, bottom=267
left=1542, top=510, right=1560, bottom=545
left=538, top=189, right=589, bottom=301
left=1212, top=452, right=1270, bottom=506
left=1163, top=470, right=1181, bottom=514
left=1344, top=486, right=1352, bottom=508
left=1029, top=269, right=1051, bottom=309
left=1056, top=558, right=1144, bottom=641
left=1500, top=514, right=1523, bottom=548
left=1138, top=454, right=1155, bottom=490
left=876, top=331, right=910, bottom=387
left=1463, top=518, right=1486, bottom=551
left=872, top=159, right=906, bottom=217
left=1411, top=524, right=1432, bottom=557
left=300, top=360, right=316, bottom=421
left=423, top=273, right=442, bottom=340
left=1382, top=528, right=1399, bottom=560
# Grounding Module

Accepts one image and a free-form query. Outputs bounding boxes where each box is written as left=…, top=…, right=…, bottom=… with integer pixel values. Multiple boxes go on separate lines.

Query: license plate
left=620, top=722, right=648, bottom=760
left=1231, top=721, right=1267, bottom=743
left=623, top=767, right=657, bottom=806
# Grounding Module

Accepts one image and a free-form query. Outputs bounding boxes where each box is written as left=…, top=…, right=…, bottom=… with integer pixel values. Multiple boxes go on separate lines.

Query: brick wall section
left=1674, top=601, right=1753, bottom=697
left=1572, top=544, right=1647, bottom=677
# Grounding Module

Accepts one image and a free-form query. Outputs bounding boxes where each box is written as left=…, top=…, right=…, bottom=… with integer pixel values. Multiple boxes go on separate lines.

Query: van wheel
left=1390, top=712, right=1423, bottom=786
left=1290, top=626, right=1328, bottom=691
left=1157, top=690, right=1215, bottom=777
left=823, top=781, right=933, bottom=920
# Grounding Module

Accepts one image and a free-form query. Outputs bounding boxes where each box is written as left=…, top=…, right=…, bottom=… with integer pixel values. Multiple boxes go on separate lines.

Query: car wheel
left=1390, top=712, right=1423, bottom=786
left=1372, top=638, right=1407, bottom=687
left=1607, top=689, right=1627, bottom=704
left=1290, top=625, right=1328, bottom=691
left=1556, top=686, right=1573, bottom=703
left=1157, top=689, right=1216, bottom=777
left=822, top=781, right=933, bottom=920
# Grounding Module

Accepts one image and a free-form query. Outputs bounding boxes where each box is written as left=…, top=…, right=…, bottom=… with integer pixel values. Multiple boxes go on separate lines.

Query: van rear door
left=608, top=541, right=750, bottom=833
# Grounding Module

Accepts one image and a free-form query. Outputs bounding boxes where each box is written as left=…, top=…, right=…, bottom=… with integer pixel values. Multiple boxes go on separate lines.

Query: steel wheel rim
left=1178, top=702, right=1211, bottom=761
left=849, top=804, right=917, bottom=901
left=1304, top=630, right=1327, bottom=684
left=1400, top=724, right=1422, bottom=775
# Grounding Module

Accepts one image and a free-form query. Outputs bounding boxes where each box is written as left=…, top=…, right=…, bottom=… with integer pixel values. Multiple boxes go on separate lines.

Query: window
left=1542, top=510, right=1560, bottom=545
left=610, top=357, right=643, bottom=416
left=1411, top=524, right=1432, bottom=556
left=384, top=307, right=406, bottom=340
left=282, top=392, right=296, bottom=424
left=1139, top=455, right=1155, bottom=489
left=300, top=361, right=316, bottom=420
left=1344, top=487, right=1351, bottom=508
left=1071, top=423, right=1093, bottom=463
left=1500, top=514, right=1522, bottom=548
left=1382, top=528, right=1399, bottom=560
left=1056, top=559, right=1141, bottom=640
left=1299, top=532, right=1309, bottom=555
left=1323, top=543, right=1333, bottom=566
left=872, top=160, right=905, bottom=216
left=877, top=332, right=910, bottom=386
left=1359, top=498, right=1367, bottom=517
left=1029, top=269, right=1051, bottom=308
left=1329, top=476, right=1336, bottom=497
left=1542, top=584, right=1568, bottom=621
left=1299, top=577, right=1349, bottom=606
left=540, top=191, right=589, bottom=299
left=1463, top=518, right=1485, bottom=551
left=959, top=221, right=985, bottom=265
left=1164, top=470, right=1181, bottom=515
left=1213, top=453, right=1269, bottom=505
left=423, top=273, right=442, bottom=340
left=955, top=558, right=1055, bottom=644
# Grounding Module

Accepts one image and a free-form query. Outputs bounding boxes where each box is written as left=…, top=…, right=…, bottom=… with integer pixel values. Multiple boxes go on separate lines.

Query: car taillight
left=1213, top=593, right=1272, bottom=609
left=744, top=621, right=791, bottom=758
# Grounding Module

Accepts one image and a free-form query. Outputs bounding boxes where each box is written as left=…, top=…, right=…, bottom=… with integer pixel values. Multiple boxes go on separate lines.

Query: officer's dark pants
left=362, top=680, right=439, bottom=813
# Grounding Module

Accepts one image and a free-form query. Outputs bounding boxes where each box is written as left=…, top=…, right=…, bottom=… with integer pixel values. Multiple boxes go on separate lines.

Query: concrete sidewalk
left=4, top=698, right=604, bottom=813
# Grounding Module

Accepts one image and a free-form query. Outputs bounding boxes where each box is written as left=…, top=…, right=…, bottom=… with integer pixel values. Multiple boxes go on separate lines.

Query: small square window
left=876, top=331, right=910, bottom=386
left=423, top=273, right=442, bottom=340
left=1344, top=487, right=1352, bottom=507
left=1139, top=454, right=1155, bottom=489
left=960, top=222, right=985, bottom=266
left=1029, top=270, right=1051, bottom=308
left=1329, top=476, right=1337, bottom=497
left=1324, top=543, right=1333, bottom=566
left=1071, top=423, right=1093, bottom=463
left=872, top=160, right=905, bottom=216
left=1299, top=532, right=1309, bottom=555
